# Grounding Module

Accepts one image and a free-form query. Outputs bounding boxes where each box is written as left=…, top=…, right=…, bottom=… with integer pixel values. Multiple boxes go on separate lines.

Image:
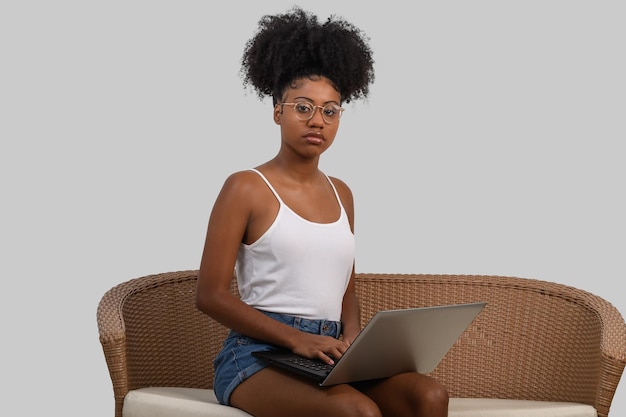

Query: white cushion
left=449, top=398, right=596, bottom=417
left=123, top=387, right=253, bottom=417
left=123, top=387, right=597, bottom=417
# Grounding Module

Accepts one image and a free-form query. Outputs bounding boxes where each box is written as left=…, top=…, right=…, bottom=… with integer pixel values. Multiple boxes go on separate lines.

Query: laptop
left=252, top=301, right=486, bottom=386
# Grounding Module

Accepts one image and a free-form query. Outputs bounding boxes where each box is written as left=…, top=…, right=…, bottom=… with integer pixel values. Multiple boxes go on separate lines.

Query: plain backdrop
left=1, top=1, right=624, bottom=416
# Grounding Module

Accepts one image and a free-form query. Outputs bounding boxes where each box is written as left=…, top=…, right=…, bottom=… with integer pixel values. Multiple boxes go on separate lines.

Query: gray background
left=2, top=1, right=624, bottom=416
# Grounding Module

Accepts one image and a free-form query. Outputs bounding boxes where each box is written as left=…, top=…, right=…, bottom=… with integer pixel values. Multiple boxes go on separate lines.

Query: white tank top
left=236, top=169, right=355, bottom=321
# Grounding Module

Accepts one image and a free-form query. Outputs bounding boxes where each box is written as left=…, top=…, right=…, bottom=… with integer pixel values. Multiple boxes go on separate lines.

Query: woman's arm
left=330, top=176, right=362, bottom=344
left=341, top=268, right=362, bottom=345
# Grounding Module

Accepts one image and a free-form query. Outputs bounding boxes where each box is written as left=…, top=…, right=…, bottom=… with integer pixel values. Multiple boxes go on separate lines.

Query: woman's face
left=274, top=76, right=342, bottom=159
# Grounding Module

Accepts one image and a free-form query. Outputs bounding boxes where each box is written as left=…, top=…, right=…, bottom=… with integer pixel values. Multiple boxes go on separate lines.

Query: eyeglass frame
left=279, top=101, right=345, bottom=124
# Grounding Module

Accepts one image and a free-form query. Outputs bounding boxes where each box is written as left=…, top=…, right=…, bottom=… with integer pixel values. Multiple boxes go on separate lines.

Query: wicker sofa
left=97, top=270, right=626, bottom=417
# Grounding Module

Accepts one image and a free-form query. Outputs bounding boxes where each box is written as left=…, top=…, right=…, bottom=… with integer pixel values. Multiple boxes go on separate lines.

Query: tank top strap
left=323, top=173, right=344, bottom=211
left=249, top=168, right=284, bottom=205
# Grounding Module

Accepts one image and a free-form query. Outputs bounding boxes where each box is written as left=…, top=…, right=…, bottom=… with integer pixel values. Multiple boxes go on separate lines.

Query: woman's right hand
left=291, top=332, right=350, bottom=365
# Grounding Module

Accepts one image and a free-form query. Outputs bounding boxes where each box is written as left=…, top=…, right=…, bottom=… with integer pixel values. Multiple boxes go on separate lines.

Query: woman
left=196, top=6, right=449, bottom=417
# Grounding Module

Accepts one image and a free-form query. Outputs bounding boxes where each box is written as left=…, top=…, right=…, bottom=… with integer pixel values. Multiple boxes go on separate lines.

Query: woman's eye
left=295, top=104, right=312, bottom=113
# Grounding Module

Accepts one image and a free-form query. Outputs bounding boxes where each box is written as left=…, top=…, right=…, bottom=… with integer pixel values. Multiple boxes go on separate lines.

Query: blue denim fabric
left=213, top=310, right=342, bottom=405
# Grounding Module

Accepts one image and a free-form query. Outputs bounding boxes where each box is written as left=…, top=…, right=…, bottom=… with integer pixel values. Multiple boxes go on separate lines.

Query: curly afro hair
left=240, top=6, right=375, bottom=104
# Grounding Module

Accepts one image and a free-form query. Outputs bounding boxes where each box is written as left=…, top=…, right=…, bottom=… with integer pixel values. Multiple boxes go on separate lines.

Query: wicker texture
left=97, top=270, right=626, bottom=417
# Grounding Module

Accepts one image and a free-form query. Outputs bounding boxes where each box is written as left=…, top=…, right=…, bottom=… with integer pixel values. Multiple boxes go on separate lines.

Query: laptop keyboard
left=286, top=356, right=334, bottom=372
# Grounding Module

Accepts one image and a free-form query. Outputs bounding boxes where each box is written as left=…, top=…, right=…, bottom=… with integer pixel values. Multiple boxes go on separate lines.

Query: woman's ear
left=273, top=104, right=281, bottom=125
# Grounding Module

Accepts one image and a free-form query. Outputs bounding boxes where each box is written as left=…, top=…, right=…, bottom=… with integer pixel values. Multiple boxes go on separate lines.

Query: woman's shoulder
left=219, top=169, right=266, bottom=196
left=328, top=175, right=352, bottom=195
left=327, top=175, right=354, bottom=211
left=223, top=169, right=262, bottom=184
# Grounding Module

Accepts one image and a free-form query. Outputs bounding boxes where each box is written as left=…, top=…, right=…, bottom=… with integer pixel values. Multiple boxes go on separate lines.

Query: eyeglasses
left=280, top=101, right=344, bottom=124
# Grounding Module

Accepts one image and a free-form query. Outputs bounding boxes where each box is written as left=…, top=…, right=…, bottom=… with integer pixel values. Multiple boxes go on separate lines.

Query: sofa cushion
left=123, top=387, right=252, bottom=417
left=123, top=387, right=597, bottom=417
left=448, top=397, right=596, bottom=417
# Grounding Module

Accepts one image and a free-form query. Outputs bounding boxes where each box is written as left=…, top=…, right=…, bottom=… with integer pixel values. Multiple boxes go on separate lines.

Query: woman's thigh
left=230, top=367, right=382, bottom=417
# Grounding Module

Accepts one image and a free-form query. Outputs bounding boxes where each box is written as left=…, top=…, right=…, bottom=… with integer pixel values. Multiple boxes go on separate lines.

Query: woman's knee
left=324, top=386, right=382, bottom=417
left=422, top=380, right=449, bottom=407
left=337, top=398, right=382, bottom=417
left=406, top=373, right=449, bottom=411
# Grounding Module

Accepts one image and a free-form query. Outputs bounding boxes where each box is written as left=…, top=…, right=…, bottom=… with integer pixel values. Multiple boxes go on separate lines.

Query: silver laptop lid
left=321, top=302, right=486, bottom=386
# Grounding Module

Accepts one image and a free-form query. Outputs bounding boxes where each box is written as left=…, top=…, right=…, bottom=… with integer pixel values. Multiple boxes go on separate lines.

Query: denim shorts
left=213, top=310, right=342, bottom=405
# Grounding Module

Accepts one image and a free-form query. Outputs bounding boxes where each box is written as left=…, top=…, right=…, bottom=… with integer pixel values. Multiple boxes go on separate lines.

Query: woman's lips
left=304, top=132, right=324, bottom=144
